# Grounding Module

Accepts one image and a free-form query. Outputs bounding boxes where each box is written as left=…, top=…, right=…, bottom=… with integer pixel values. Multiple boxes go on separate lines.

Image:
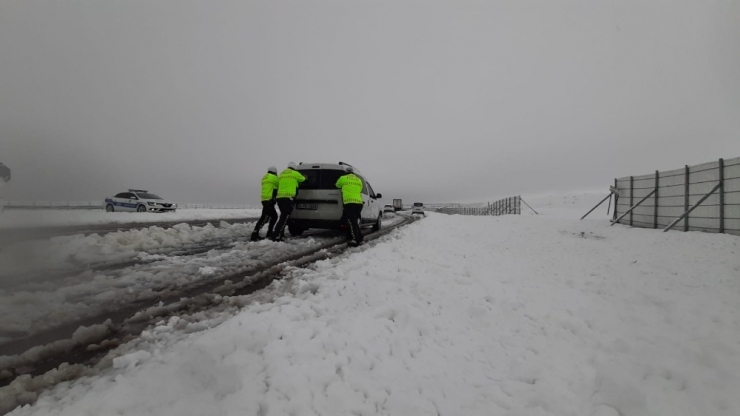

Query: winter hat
left=268, top=166, right=277, bottom=174
left=288, top=162, right=297, bottom=170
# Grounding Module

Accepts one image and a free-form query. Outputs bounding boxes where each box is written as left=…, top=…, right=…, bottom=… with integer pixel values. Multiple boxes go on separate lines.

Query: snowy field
left=5, top=192, right=740, bottom=416
left=0, top=208, right=262, bottom=229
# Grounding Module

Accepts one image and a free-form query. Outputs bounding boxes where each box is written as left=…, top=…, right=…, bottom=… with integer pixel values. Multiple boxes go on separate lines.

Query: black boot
left=250, top=232, right=263, bottom=241
left=266, top=230, right=274, bottom=240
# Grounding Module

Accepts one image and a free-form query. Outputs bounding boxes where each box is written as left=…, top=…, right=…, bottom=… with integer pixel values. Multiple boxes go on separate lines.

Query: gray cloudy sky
left=1, top=0, right=738, bottom=205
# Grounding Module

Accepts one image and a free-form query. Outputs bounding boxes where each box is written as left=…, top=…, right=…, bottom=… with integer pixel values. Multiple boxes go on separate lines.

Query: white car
left=383, top=204, right=395, bottom=214
left=104, top=189, right=177, bottom=213
left=288, top=162, right=383, bottom=236
left=412, top=202, right=425, bottom=216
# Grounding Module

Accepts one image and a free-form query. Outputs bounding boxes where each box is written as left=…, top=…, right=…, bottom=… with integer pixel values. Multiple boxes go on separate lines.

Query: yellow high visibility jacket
left=260, top=172, right=279, bottom=201
left=336, top=173, right=364, bottom=205
left=276, top=168, right=306, bottom=198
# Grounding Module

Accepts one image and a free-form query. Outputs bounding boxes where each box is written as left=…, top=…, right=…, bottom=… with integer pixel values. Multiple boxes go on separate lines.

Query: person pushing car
left=251, top=166, right=279, bottom=241
left=271, top=162, right=306, bottom=242
left=336, top=165, right=364, bottom=247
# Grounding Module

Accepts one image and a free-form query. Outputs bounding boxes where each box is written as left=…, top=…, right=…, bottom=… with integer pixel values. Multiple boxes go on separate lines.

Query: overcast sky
left=1, top=0, right=738, bottom=205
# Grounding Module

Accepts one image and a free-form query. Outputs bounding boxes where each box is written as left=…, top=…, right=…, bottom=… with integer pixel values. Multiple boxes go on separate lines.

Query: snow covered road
left=0, top=216, right=406, bottom=346
left=3, top=196, right=739, bottom=416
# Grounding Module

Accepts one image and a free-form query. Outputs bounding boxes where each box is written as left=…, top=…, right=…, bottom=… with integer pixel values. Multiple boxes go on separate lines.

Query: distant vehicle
left=0, top=162, right=10, bottom=184
left=383, top=204, right=395, bottom=214
left=411, top=202, right=425, bottom=217
left=104, top=189, right=177, bottom=213
left=393, top=199, right=403, bottom=211
left=288, top=162, right=382, bottom=236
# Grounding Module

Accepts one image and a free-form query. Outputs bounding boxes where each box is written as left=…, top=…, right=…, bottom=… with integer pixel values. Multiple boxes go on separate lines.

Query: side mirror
left=376, top=193, right=382, bottom=199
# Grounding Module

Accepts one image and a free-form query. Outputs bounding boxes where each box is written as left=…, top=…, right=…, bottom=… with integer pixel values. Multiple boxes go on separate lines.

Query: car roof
left=296, top=162, right=364, bottom=176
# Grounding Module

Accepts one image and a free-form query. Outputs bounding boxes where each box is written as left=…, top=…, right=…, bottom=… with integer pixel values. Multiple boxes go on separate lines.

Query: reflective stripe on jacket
left=276, top=168, right=306, bottom=198
left=260, top=172, right=279, bottom=201
left=335, top=173, right=364, bottom=205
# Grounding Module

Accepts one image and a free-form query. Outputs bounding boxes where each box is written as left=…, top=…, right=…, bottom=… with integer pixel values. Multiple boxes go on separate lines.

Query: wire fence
left=436, top=195, right=523, bottom=216
left=612, top=156, right=740, bottom=236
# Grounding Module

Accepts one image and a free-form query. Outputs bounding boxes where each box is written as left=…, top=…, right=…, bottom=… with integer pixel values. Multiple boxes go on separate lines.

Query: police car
left=104, top=189, right=177, bottom=213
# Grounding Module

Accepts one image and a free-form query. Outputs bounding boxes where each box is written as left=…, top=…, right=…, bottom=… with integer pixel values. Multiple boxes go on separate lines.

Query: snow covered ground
left=0, top=208, right=262, bottom=229
left=5, top=191, right=740, bottom=415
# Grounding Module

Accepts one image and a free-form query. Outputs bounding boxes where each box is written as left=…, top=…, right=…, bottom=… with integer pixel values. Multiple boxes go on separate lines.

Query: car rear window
left=298, top=169, right=349, bottom=190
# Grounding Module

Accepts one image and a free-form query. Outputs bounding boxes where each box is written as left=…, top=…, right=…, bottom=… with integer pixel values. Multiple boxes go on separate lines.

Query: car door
left=111, top=192, right=129, bottom=211
left=364, top=182, right=380, bottom=222
left=358, top=177, right=371, bottom=223
left=121, top=192, right=139, bottom=211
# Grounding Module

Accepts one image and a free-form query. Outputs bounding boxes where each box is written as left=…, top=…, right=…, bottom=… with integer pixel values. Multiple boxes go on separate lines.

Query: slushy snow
left=0, top=208, right=261, bottom=229
left=6, top=191, right=740, bottom=416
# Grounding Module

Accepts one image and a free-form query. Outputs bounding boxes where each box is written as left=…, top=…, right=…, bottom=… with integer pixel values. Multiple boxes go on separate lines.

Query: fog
left=1, top=0, right=738, bottom=206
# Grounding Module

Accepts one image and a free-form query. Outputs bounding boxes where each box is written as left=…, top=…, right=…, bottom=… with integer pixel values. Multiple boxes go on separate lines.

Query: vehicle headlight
left=148, top=202, right=156, bottom=206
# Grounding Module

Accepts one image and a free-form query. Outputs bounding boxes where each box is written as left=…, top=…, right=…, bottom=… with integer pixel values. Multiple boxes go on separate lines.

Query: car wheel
left=372, top=213, right=382, bottom=231
left=288, top=224, right=304, bottom=236
left=105, top=204, right=114, bottom=212
left=137, top=205, right=147, bottom=212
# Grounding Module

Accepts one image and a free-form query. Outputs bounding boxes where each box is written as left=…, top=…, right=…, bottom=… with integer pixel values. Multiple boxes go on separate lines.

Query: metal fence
left=436, top=195, right=522, bottom=216
left=613, top=157, right=740, bottom=235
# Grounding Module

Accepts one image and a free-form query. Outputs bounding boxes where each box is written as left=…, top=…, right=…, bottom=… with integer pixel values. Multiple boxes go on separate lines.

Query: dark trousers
left=274, top=198, right=294, bottom=238
left=253, top=200, right=278, bottom=236
left=343, top=203, right=363, bottom=244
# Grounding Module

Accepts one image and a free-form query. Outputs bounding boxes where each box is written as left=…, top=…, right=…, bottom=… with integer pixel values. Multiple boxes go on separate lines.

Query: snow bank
left=0, top=208, right=262, bottom=230
left=0, top=221, right=260, bottom=277
left=0, top=221, right=328, bottom=335
left=10, top=208, right=740, bottom=415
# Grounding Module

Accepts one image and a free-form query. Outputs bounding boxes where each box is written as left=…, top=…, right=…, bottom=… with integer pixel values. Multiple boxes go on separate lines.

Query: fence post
left=612, top=178, right=618, bottom=220
left=684, top=165, right=689, bottom=231
left=629, top=176, right=634, bottom=226
left=719, top=158, right=725, bottom=234
left=654, top=170, right=659, bottom=229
